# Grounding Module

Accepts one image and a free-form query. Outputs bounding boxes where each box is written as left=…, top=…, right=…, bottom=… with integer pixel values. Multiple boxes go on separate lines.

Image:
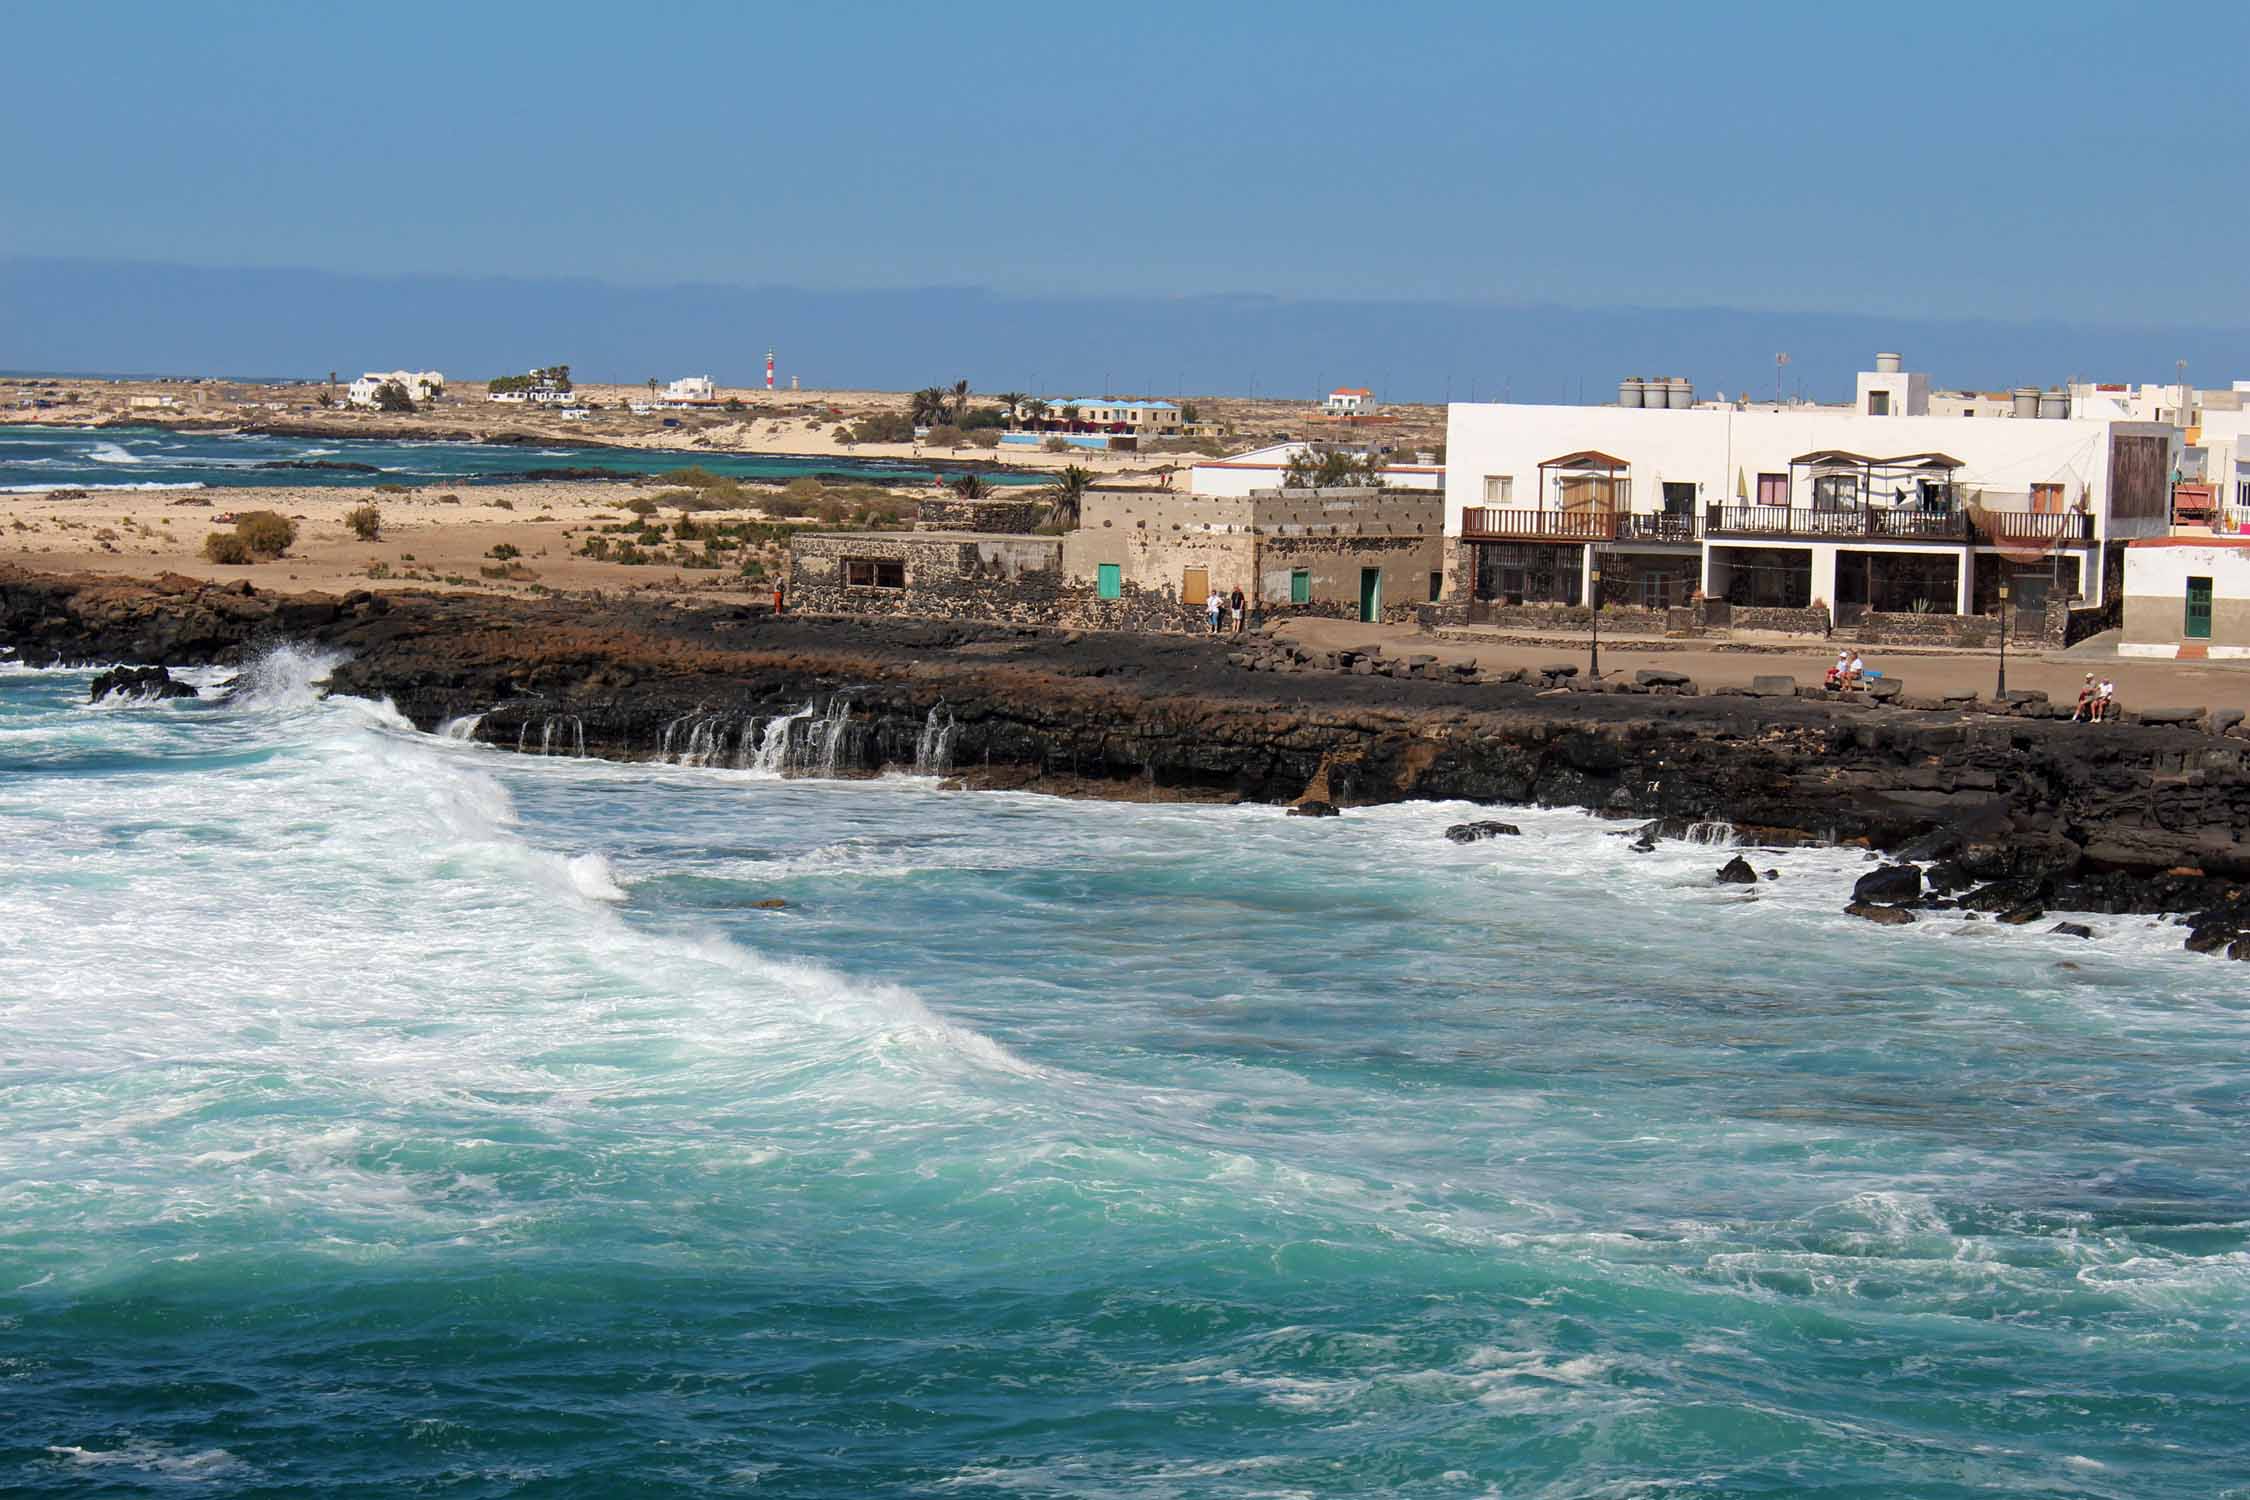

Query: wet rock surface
left=87, top=664, right=197, bottom=702
left=12, top=564, right=2250, bottom=951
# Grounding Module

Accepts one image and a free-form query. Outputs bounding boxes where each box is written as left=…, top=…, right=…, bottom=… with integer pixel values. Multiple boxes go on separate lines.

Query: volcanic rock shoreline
left=8, top=564, right=2250, bottom=947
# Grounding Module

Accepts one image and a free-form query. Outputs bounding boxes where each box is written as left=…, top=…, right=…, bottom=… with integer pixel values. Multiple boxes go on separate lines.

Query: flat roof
left=2128, top=535, right=2250, bottom=549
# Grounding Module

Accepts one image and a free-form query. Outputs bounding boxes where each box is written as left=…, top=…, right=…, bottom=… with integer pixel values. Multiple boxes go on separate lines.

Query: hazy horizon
left=7, top=256, right=2242, bottom=408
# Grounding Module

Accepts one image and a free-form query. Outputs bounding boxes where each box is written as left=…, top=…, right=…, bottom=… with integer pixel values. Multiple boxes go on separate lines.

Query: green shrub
left=782, top=476, right=822, bottom=503
left=437, top=492, right=461, bottom=505
left=488, top=497, right=514, bottom=510
left=374, top=482, right=409, bottom=494
left=623, top=495, right=660, bottom=516
left=925, top=424, right=965, bottom=450
left=202, top=532, right=252, bottom=564
left=1042, top=436, right=1070, bottom=453
left=234, top=510, right=296, bottom=558
left=487, top=542, right=521, bottom=561
left=343, top=504, right=381, bottom=540
left=967, top=427, right=1001, bottom=449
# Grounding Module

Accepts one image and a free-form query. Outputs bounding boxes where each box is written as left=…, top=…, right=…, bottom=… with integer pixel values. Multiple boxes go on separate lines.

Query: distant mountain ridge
left=4, top=257, right=2239, bottom=403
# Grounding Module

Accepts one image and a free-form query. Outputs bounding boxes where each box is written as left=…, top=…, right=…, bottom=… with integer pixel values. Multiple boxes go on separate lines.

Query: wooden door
left=1182, top=567, right=1208, bottom=606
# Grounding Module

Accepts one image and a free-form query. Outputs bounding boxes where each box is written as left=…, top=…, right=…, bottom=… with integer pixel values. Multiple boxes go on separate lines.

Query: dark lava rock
left=1716, top=855, right=1758, bottom=884
left=1634, top=668, right=1691, bottom=688
left=1747, top=675, right=1796, bottom=698
left=1763, top=869, right=1779, bottom=880
left=2136, top=706, right=2204, bottom=726
left=1852, top=863, right=1923, bottom=903
left=1846, top=901, right=1917, bottom=925
left=89, top=665, right=197, bottom=702
left=1445, top=821, right=1522, bottom=843
left=2050, top=922, right=2095, bottom=939
left=1996, top=906, right=2046, bottom=926
left=1539, top=663, right=1579, bottom=680
left=1288, top=800, right=1340, bottom=818
left=2210, top=708, right=2246, bottom=735
left=1924, top=859, right=1972, bottom=894
left=1960, top=880, right=2046, bottom=913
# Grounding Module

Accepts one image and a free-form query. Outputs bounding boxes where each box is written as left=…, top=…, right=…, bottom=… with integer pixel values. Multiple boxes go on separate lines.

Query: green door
left=1097, top=563, right=1121, bottom=600
left=1289, top=569, right=1311, bottom=605
left=1359, top=567, right=1381, bottom=622
left=2186, top=575, right=2213, bottom=639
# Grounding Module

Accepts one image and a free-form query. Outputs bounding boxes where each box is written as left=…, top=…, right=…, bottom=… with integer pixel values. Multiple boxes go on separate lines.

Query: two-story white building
left=1443, top=354, right=2177, bottom=622
left=664, top=376, right=716, bottom=403
left=1324, top=387, right=1376, bottom=416
left=347, top=370, right=445, bottom=408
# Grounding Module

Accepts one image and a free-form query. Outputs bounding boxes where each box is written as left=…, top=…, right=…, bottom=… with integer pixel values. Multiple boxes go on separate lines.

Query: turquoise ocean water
left=0, top=424, right=1041, bottom=493
left=0, top=655, right=2244, bottom=1497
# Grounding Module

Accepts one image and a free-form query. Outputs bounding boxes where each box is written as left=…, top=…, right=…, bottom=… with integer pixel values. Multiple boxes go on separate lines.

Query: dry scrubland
left=0, top=471, right=937, bottom=599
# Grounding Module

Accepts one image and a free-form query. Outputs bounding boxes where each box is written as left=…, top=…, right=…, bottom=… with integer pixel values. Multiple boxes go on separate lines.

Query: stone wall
left=1724, top=605, right=1833, bottom=636
left=914, top=496, right=1047, bottom=534
left=1851, top=611, right=2000, bottom=648
left=789, top=530, right=1199, bottom=632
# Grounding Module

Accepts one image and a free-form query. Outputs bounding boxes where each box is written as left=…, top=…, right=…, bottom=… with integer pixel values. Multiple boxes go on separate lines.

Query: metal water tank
left=2012, top=387, right=2041, bottom=419
left=1875, top=352, right=1903, bottom=373
left=1665, top=378, right=1693, bottom=410
left=1617, top=378, right=1644, bottom=409
left=2038, top=388, right=2069, bottom=419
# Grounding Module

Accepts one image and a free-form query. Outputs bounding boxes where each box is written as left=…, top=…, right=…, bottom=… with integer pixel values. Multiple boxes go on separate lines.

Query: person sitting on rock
left=2072, top=673, right=2096, bottom=722
left=1825, top=650, right=1848, bottom=692
left=1846, top=652, right=1866, bottom=688
left=2094, top=678, right=2116, bottom=722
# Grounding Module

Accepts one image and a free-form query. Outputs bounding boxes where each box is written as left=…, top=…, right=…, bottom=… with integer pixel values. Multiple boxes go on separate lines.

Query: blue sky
left=2, top=2, right=2242, bottom=392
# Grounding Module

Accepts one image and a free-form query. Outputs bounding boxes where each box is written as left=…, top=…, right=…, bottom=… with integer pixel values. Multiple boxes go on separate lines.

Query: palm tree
left=949, top=379, right=972, bottom=424
left=1061, top=404, right=1082, bottom=431
left=950, top=473, right=990, bottom=500
left=994, top=392, right=1026, bottom=430
left=1043, top=465, right=1093, bottom=530
left=910, top=386, right=950, bottom=428
left=1023, top=398, right=1051, bottom=431
left=646, top=377, right=659, bottom=398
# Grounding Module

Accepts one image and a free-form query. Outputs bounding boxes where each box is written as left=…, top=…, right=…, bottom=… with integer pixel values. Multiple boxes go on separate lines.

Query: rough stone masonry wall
left=914, top=496, right=1046, bottom=534
left=790, top=531, right=1197, bottom=632
left=1257, top=532, right=1440, bottom=624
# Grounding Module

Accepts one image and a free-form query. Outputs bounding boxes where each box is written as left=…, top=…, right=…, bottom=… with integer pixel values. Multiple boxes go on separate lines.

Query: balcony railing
left=1615, top=511, right=1702, bottom=544
left=1972, top=511, right=2093, bottom=544
left=1705, top=504, right=1971, bottom=541
left=1461, top=506, right=1616, bottom=541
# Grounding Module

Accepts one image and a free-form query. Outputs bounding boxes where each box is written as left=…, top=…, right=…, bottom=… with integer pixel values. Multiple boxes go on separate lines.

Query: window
left=1429, top=570, right=1444, bottom=602
left=2031, top=483, right=2065, bottom=514
left=1097, top=563, right=1121, bottom=600
left=1868, top=391, right=1890, bottom=416
left=1756, top=473, right=1788, bottom=506
left=1482, top=475, right=1512, bottom=504
left=2237, top=480, right=2250, bottom=510
left=1289, top=568, right=1311, bottom=604
left=843, top=558, right=905, bottom=588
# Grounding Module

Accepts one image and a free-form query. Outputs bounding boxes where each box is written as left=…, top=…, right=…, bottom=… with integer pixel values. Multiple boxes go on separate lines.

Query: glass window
left=844, top=559, right=905, bottom=588
left=1482, top=475, right=1512, bottom=504
left=1756, top=473, right=1788, bottom=506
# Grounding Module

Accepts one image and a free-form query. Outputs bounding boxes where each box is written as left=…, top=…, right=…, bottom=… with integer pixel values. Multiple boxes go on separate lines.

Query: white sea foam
left=85, top=441, right=142, bottom=465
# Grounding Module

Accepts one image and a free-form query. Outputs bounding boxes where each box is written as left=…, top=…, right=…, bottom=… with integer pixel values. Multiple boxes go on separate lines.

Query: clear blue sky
left=3, top=2, right=2243, bottom=395
left=4, top=1, right=2236, bottom=323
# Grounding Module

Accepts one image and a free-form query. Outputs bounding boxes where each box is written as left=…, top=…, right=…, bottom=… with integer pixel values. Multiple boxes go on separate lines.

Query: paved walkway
left=1275, top=617, right=2249, bottom=711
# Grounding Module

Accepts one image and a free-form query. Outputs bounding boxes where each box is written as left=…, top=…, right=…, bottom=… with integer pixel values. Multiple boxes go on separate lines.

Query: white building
left=1324, top=387, right=1376, bottom=416
left=1015, top=397, right=1182, bottom=437
left=1443, top=353, right=2177, bottom=618
left=664, top=376, right=716, bottom=403
left=347, top=370, right=445, bottom=408
left=1190, top=442, right=1443, bottom=498
left=2121, top=537, right=2250, bottom=658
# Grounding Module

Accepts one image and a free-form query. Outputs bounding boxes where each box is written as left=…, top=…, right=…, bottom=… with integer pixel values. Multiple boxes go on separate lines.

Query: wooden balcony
left=1460, top=507, right=1616, bottom=542
left=1615, top=511, right=1702, bottom=544
left=1704, top=504, right=1970, bottom=542
left=1972, top=511, right=2093, bottom=545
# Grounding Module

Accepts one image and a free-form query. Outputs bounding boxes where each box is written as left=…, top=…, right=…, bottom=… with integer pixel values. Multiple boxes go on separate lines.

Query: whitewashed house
left=1442, top=354, right=2177, bottom=619
left=664, top=376, right=716, bottom=403
left=1190, top=442, right=1443, bottom=497
left=1324, top=387, right=1376, bottom=416
left=347, top=370, right=445, bottom=408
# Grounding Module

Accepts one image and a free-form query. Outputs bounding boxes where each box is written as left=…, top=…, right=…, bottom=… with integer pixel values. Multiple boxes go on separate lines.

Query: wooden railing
left=1460, top=507, right=1616, bottom=541
left=1972, top=511, right=2093, bottom=544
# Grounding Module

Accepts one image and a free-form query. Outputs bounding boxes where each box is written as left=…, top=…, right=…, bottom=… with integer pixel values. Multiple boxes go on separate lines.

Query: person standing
left=772, top=578, right=785, bottom=615
left=1229, top=585, right=1246, bottom=634
left=1205, top=588, right=1223, bottom=635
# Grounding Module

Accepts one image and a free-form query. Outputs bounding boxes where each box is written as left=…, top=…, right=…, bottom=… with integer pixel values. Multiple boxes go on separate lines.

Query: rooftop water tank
left=1617, top=378, right=1644, bottom=409
left=2038, top=388, right=2069, bottom=419
left=1664, top=377, right=1693, bottom=410
left=1875, top=352, right=1903, bottom=373
left=2012, top=387, right=2041, bottom=419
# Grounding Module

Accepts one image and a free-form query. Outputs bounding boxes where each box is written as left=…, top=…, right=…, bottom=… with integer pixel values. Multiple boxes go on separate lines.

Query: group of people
left=1824, top=650, right=1868, bottom=692
left=2074, top=674, right=2118, bottom=722
left=1205, top=585, right=1248, bottom=635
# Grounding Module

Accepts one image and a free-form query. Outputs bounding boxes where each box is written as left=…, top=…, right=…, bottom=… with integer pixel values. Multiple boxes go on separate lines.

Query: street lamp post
left=1995, top=579, right=2010, bottom=699
left=1588, top=553, right=1603, bottom=680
